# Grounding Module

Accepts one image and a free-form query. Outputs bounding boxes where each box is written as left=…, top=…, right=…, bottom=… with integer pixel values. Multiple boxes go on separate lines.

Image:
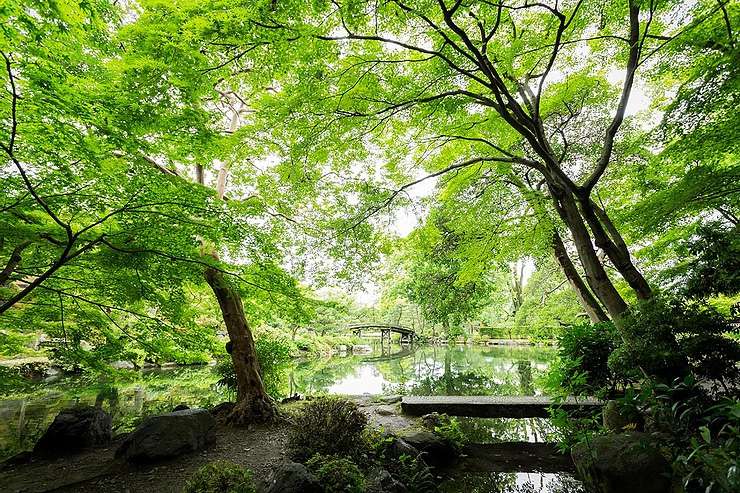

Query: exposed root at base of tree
left=225, top=396, right=280, bottom=426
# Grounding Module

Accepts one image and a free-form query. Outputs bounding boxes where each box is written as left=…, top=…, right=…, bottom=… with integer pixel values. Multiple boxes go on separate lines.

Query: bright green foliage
left=611, top=296, right=740, bottom=390
left=399, top=213, right=496, bottom=333
left=305, top=454, right=365, bottom=493
left=182, top=461, right=256, bottom=493
left=556, top=322, right=620, bottom=394
left=0, top=0, right=314, bottom=372
left=215, top=331, right=294, bottom=398
left=432, top=415, right=467, bottom=453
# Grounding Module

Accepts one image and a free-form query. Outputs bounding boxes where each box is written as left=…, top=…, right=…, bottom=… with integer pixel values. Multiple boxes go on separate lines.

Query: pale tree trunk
left=512, top=176, right=611, bottom=323
left=509, top=261, right=524, bottom=315
left=579, top=198, right=652, bottom=299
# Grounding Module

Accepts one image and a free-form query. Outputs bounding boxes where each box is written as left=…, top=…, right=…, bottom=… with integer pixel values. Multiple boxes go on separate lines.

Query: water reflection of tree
left=440, top=472, right=517, bottom=493
left=457, top=417, right=556, bottom=444
left=287, top=355, right=365, bottom=395
left=441, top=472, right=584, bottom=493
left=0, top=367, right=229, bottom=459
left=517, top=360, right=534, bottom=395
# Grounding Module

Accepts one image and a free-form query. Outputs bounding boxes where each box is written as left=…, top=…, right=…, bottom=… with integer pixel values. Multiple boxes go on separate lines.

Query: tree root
left=225, top=395, right=280, bottom=426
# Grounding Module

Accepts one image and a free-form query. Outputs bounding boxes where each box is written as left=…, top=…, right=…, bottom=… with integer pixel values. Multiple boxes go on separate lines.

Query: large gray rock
left=34, top=406, right=112, bottom=455
left=572, top=432, right=672, bottom=493
left=115, top=408, right=215, bottom=462
left=379, top=395, right=402, bottom=404
left=402, top=430, right=458, bottom=467
left=258, top=461, right=322, bottom=493
left=110, top=360, right=135, bottom=370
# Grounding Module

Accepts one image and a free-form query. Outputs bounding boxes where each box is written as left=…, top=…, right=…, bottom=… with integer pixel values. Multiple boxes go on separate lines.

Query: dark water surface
left=0, top=344, right=582, bottom=492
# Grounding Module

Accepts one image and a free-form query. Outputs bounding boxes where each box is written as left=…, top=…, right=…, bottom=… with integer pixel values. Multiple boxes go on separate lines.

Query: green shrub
left=555, top=322, right=619, bottom=393
left=182, top=461, right=255, bottom=493
left=620, top=378, right=740, bottom=493
left=362, top=426, right=395, bottom=458
left=676, top=399, right=740, bottom=493
left=306, top=454, right=365, bottom=493
left=288, top=397, right=368, bottom=461
left=610, top=296, right=740, bottom=390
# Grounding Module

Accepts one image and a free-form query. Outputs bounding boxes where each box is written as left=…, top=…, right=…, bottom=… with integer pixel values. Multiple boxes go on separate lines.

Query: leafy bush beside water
left=555, top=322, right=618, bottom=394
left=613, top=296, right=740, bottom=391
left=548, top=295, right=740, bottom=492
left=215, top=333, right=294, bottom=398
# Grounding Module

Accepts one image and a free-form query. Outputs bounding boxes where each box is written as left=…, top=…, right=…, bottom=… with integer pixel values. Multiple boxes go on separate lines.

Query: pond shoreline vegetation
left=1, top=0, right=739, bottom=492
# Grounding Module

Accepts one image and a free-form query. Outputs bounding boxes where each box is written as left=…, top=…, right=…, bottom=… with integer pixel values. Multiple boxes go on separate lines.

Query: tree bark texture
left=550, top=186, right=629, bottom=321
left=204, top=266, right=276, bottom=424
left=551, top=231, right=609, bottom=323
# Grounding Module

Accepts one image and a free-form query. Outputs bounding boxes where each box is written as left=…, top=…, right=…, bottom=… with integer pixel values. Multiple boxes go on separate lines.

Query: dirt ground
left=1, top=422, right=289, bottom=493
left=0, top=398, right=417, bottom=493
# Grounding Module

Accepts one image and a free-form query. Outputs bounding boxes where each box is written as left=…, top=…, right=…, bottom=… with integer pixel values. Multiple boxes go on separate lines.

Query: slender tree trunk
left=204, top=267, right=276, bottom=423
left=551, top=231, right=609, bottom=323
left=510, top=174, right=616, bottom=323
left=195, top=104, right=276, bottom=422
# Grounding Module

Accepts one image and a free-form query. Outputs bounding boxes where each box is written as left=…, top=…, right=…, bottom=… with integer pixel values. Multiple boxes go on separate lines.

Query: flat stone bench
left=401, top=395, right=602, bottom=418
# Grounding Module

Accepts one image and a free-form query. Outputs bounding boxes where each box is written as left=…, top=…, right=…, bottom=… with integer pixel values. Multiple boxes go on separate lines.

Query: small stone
left=375, top=405, right=396, bottom=416
left=421, top=412, right=443, bottom=430
left=602, top=400, right=643, bottom=432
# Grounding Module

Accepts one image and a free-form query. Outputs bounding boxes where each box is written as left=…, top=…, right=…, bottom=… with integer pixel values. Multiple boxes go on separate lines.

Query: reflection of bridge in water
left=348, top=323, right=416, bottom=344
left=362, top=344, right=414, bottom=362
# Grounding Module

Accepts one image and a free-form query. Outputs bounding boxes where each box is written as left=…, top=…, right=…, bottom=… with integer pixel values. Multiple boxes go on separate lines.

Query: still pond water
left=0, top=344, right=583, bottom=492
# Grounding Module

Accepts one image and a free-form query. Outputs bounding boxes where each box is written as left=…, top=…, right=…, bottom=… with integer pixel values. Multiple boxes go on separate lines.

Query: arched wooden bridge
left=348, top=323, right=416, bottom=344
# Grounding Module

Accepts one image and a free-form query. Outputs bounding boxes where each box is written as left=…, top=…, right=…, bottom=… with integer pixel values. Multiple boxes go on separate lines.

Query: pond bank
left=0, top=396, right=580, bottom=493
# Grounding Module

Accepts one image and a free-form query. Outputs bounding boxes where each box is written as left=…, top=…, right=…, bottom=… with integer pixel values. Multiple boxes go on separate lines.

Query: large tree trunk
left=204, top=267, right=276, bottom=424
left=578, top=198, right=652, bottom=300
left=550, top=188, right=629, bottom=321
left=551, top=231, right=609, bottom=323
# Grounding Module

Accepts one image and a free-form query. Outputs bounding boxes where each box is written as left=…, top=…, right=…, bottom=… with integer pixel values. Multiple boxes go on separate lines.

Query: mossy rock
left=572, top=432, right=672, bottom=493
